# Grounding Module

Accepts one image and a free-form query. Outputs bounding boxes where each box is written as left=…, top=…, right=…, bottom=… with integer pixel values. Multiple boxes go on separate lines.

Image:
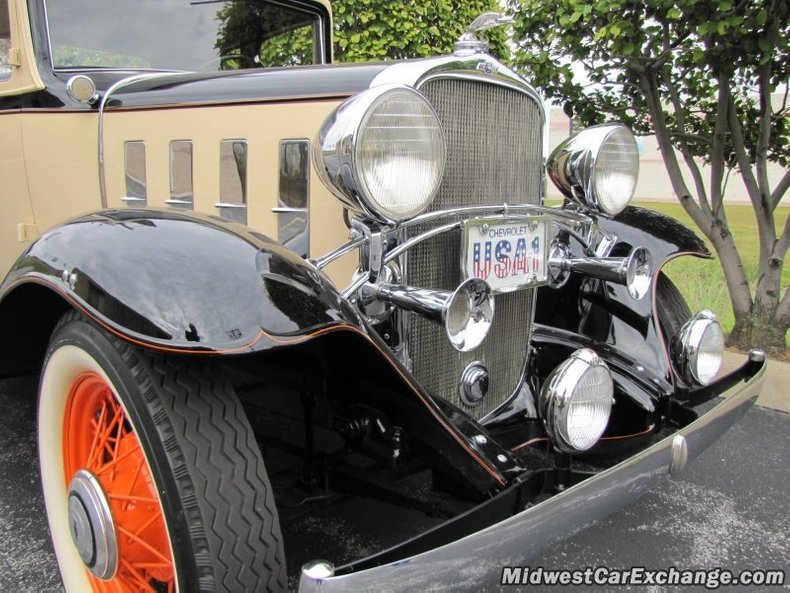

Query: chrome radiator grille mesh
left=406, top=77, right=544, bottom=420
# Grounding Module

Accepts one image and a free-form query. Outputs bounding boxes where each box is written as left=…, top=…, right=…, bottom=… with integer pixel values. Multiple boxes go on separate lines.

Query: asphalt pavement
left=1, top=374, right=788, bottom=593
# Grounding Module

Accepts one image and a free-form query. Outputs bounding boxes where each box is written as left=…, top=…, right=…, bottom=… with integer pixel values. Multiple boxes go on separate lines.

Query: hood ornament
left=454, top=12, right=513, bottom=56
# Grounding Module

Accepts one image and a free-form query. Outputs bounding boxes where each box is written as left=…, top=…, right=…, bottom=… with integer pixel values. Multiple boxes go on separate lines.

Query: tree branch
left=667, top=132, right=713, bottom=146
left=727, top=100, right=764, bottom=212
left=774, top=211, right=790, bottom=265
left=710, top=73, right=731, bottom=217
left=723, top=0, right=750, bottom=16
left=755, top=62, right=773, bottom=212
left=772, top=169, right=790, bottom=211
left=661, top=69, right=712, bottom=215
left=636, top=70, right=698, bottom=218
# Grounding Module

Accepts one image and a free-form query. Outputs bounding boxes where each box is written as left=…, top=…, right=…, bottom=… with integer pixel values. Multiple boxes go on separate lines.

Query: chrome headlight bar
left=314, top=206, right=653, bottom=303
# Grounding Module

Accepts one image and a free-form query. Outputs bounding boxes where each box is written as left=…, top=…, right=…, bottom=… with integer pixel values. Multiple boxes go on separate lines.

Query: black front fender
left=535, top=205, right=712, bottom=394
left=0, top=209, right=365, bottom=372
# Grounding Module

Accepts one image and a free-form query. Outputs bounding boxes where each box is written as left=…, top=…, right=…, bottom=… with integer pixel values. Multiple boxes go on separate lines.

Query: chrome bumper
left=299, top=351, right=766, bottom=593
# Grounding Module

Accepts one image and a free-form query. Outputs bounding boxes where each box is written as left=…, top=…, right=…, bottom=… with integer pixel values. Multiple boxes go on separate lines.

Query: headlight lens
left=315, top=85, right=446, bottom=224
left=547, top=123, right=639, bottom=217
left=539, top=349, right=613, bottom=453
left=593, top=127, right=639, bottom=215
left=671, top=310, right=724, bottom=386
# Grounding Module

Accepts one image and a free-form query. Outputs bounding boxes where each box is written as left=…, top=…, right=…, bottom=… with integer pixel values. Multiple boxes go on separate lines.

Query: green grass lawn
left=548, top=198, right=789, bottom=347
left=634, top=200, right=788, bottom=348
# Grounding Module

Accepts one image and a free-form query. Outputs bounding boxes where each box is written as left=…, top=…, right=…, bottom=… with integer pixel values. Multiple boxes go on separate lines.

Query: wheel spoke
left=111, top=396, right=126, bottom=461
left=107, top=493, right=158, bottom=505
left=131, top=509, right=161, bottom=538
left=129, top=562, right=171, bottom=569
left=117, top=525, right=173, bottom=566
left=123, top=456, right=146, bottom=512
left=55, top=345, right=179, bottom=593
left=86, top=401, right=108, bottom=471
left=90, top=403, right=124, bottom=471
left=94, top=439, right=141, bottom=476
left=119, top=559, right=156, bottom=593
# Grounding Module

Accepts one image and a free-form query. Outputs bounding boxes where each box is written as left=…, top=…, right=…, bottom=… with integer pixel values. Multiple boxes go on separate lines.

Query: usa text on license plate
left=462, top=217, right=549, bottom=293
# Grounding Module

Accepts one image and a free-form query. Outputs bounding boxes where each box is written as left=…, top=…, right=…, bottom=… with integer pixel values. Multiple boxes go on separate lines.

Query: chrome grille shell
left=398, top=70, right=545, bottom=420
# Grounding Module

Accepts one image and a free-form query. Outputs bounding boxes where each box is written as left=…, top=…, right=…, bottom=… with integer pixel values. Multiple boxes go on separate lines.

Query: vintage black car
left=0, top=0, right=765, bottom=591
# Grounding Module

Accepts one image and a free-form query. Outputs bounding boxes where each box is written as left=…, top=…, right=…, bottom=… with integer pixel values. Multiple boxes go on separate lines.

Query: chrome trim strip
left=315, top=205, right=611, bottom=276
left=342, top=272, right=371, bottom=299
left=312, top=234, right=366, bottom=270
left=98, top=72, right=182, bottom=208
left=370, top=54, right=546, bottom=127
left=401, top=204, right=604, bottom=255
left=401, top=204, right=586, bottom=232
left=213, top=203, right=247, bottom=209
left=272, top=207, right=308, bottom=214
left=383, top=221, right=463, bottom=264
left=298, top=352, right=766, bottom=592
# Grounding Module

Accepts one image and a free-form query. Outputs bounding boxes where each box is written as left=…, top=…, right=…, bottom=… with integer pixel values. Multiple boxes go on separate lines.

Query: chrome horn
left=549, top=246, right=653, bottom=300
left=362, top=278, right=494, bottom=352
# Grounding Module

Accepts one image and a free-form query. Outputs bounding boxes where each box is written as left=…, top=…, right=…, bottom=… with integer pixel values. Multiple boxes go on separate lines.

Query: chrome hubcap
left=67, top=469, right=118, bottom=580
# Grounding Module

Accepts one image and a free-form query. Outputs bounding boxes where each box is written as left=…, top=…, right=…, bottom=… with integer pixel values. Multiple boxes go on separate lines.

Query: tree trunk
left=728, top=308, right=789, bottom=356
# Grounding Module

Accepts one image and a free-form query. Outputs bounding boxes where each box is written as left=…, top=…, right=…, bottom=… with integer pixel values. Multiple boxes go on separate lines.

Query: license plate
left=462, top=217, right=549, bottom=293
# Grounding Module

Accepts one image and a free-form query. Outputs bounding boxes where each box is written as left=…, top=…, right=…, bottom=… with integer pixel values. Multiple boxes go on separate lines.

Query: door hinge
left=8, top=48, right=21, bottom=68
left=17, top=223, right=38, bottom=242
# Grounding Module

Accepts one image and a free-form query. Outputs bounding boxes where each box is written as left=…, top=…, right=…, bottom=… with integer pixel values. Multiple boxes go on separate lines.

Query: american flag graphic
left=472, top=242, right=492, bottom=280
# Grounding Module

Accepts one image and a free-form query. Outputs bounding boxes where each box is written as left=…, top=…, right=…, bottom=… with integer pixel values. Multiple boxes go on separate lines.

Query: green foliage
left=258, top=25, right=314, bottom=67
left=510, top=0, right=790, bottom=352
left=216, top=2, right=317, bottom=68
left=51, top=46, right=149, bottom=69
left=216, top=0, right=509, bottom=68
left=507, top=0, right=789, bottom=167
left=331, top=0, right=510, bottom=62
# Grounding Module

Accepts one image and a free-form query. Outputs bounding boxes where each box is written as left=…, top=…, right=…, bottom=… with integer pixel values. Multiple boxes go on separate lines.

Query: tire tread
left=50, top=312, right=286, bottom=592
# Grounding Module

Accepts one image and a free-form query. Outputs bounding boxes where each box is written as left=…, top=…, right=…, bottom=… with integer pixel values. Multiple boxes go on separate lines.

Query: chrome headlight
left=671, top=310, right=724, bottom=386
left=547, top=124, right=639, bottom=217
left=539, top=349, right=613, bottom=453
left=315, top=85, right=446, bottom=224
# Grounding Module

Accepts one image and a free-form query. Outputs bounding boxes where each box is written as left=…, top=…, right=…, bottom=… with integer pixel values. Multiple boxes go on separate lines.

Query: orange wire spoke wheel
left=63, top=371, right=175, bottom=593
left=40, top=316, right=287, bottom=592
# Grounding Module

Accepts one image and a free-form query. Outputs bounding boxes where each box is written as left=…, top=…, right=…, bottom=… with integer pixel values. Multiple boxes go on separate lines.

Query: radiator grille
left=406, top=77, right=544, bottom=420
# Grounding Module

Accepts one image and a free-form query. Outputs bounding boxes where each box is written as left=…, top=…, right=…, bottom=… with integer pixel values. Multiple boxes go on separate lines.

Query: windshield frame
left=34, top=0, right=332, bottom=74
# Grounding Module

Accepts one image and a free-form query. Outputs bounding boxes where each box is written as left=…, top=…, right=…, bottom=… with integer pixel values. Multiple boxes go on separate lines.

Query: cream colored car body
left=0, top=0, right=354, bottom=284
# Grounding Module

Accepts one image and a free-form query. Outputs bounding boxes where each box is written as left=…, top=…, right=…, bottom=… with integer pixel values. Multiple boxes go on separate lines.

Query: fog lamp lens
left=539, top=349, right=613, bottom=453
left=671, top=310, right=724, bottom=385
